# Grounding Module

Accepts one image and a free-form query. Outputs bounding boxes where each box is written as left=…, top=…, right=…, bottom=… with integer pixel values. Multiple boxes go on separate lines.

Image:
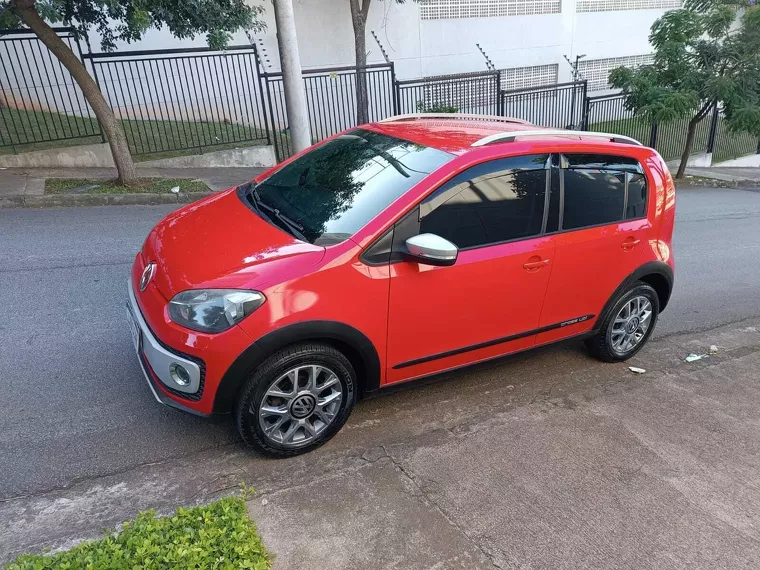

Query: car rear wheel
left=585, top=282, right=659, bottom=362
left=235, top=343, right=356, bottom=457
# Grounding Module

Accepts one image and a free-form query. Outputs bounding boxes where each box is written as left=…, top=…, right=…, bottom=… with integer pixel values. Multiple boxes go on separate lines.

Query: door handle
left=523, top=258, right=550, bottom=271
left=621, top=237, right=641, bottom=250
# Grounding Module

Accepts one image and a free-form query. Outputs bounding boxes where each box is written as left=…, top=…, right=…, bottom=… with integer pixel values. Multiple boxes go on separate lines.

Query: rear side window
left=419, top=155, right=549, bottom=249
left=561, top=153, right=646, bottom=231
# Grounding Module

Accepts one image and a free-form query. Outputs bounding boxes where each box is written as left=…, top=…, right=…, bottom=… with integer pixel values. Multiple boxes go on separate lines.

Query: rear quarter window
left=561, top=153, right=646, bottom=231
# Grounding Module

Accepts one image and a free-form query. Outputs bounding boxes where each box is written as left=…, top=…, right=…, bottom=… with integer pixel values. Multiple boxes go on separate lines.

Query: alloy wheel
left=610, top=295, right=653, bottom=355
left=256, top=364, right=343, bottom=447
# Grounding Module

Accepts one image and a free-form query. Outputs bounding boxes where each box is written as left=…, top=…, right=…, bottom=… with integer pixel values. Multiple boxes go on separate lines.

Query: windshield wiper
left=247, top=186, right=309, bottom=242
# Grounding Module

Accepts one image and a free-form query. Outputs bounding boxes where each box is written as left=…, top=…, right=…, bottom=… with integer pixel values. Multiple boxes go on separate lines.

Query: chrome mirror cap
left=405, top=233, right=458, bottom=267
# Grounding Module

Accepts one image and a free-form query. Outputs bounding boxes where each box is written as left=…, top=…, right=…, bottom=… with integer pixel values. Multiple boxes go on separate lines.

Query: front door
left=385, top=154, right=557, bottom=384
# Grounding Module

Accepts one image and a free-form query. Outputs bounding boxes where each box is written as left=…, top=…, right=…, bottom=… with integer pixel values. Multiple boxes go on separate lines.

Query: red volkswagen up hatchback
left=127, top=115, right=675, bottom=457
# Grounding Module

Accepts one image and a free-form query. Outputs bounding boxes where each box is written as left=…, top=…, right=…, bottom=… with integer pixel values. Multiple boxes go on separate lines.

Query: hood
left=142, top=188, right=325, bottom=298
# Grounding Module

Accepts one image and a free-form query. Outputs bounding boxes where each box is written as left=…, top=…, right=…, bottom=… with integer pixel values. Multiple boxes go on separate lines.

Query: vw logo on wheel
left=290, top=393, right=317, bottom=419
left=139, top=262, right=156, bottom=292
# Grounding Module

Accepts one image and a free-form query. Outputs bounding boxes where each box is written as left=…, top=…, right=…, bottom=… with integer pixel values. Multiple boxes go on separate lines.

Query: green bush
left=415, top=100, right=459, bottom=113
left=5, top=497, right=269, bottom=570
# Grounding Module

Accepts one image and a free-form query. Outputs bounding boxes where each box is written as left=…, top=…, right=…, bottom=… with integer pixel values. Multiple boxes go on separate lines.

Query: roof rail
left=379, top=113, right=533, bottom=125
left=471, top=129, right=643, bottom=147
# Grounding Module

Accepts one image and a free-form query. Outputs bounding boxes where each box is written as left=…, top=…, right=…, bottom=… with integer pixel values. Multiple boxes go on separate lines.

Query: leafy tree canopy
left=609, top=0, right=760, bottom=136
left=0, top=0, right=265, bottom=50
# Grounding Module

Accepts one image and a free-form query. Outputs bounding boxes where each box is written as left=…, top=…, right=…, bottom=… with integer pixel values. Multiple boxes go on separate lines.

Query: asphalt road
left=1, top=187, right=760, bottom=501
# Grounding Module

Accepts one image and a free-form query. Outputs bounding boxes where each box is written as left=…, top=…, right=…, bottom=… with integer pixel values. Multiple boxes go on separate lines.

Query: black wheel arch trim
left=594, top=261, right=674, bottom=330
left=213, top=320, right=381, bottom=414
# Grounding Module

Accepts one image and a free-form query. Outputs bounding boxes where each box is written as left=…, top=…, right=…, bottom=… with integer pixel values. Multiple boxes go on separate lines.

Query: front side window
left=251, top=129, right=453, bottom=245
left=561, top=153, right=645, bottom=231
left=419, top=155, right=549, bottom=249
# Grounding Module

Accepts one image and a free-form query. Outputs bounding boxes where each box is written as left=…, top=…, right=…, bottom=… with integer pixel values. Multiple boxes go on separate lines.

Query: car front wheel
left=585, top=282, right=660, bottom=362
left=235, top=343, right=357, bottom=457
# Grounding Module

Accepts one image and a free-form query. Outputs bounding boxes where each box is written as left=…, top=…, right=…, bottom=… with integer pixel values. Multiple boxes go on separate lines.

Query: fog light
left=169, top=363, right=191, bottom=386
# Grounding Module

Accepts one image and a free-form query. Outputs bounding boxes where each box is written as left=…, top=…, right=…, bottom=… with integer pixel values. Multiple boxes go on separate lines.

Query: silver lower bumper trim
left=127, top=280, right=202, bottom=395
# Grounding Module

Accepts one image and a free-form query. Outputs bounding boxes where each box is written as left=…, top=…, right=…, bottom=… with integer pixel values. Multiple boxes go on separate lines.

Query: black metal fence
left=83, top=45, right=270, bottom=156
left=584, top=92, right=759, bottom=163
left=396, top=70, right=500, bottom=115
left=2, top=27, right=759, bottom=165
left=0, top=27, right=101, bottom=152
left=501, top=81, right=587, bottom=129
left=261, top=63, right=395, bottom=159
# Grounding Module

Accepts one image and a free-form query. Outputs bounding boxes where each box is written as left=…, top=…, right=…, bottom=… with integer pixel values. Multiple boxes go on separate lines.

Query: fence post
left=581, top=96, right=591, bottom=131
left=649, top=122, right=658, bottom=149
left=390, top=62, right=399, bottom=116
left=252, top=42, right=272, bottom=147
left=706, top=101, right=719, bottom=154
left=496, top=70, right=504, bottom=116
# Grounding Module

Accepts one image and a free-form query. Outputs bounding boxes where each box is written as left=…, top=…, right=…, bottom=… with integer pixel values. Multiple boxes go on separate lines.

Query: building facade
left=88, top=0, right=675, bottom=92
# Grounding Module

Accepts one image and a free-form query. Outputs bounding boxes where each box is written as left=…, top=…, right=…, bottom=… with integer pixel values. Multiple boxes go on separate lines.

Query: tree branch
left=361, top=0, right=372, bottom=20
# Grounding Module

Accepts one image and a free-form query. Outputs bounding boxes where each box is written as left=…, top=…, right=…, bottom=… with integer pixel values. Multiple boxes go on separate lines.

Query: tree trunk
left=350, top=0, right=370, bottom=125
left=12, top=0, right=138, bottom=185
left=675, top=107, right=710, bottom=179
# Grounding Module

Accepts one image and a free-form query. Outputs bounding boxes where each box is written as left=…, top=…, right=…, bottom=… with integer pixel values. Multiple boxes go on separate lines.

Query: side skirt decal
left=393, top=314, right=595, bottom=369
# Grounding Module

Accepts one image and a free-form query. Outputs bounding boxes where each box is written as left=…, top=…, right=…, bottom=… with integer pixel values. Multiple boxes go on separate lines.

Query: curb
left=0, top=191, right=215, bottom=209
left=675, top=179, right=760, bottom=189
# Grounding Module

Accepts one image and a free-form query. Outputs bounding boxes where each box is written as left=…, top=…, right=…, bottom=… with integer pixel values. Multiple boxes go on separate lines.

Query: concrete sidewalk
left=0, top=166, right=263, bottom=208
left=3, top=317, right=760, bottom=568
left=684, top=166, right=760, bottom=186
left=248, top=320, right=760, bottom=569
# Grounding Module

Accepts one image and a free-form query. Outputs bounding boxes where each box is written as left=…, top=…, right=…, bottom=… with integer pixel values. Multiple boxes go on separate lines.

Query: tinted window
left=419, top=156, right=548, bottom=249
left=562, top=169, right=626, bottom=230
left=253, top=129, right=453, bottom=245
left=626, top=173, right=647, bottom=219
left=565, top=153, right=642, bottom=173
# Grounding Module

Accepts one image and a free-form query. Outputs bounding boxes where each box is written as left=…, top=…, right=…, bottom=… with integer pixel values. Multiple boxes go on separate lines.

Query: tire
left=585, top=281, right=660, bottom=363
left=235, top=342, right=357, bottom=457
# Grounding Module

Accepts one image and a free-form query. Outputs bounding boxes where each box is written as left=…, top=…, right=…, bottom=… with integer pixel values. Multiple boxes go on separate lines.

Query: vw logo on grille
left=139, top=262, right=156, bottom=292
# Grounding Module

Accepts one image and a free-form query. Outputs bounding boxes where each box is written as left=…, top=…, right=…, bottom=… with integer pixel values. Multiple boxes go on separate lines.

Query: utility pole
left=272, top=0, right=311, bottom=153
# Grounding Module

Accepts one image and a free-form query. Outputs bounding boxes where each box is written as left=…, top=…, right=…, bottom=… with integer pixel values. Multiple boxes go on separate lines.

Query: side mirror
left=404, top=233, right=458, bottom=267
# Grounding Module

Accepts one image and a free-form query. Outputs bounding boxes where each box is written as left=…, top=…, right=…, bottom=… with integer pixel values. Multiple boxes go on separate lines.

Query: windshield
left=251, top=129, right=453, bottom=245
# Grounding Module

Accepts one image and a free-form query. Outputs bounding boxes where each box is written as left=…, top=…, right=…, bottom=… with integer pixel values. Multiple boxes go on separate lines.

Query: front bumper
left=127, top=280, right=209, bottom=416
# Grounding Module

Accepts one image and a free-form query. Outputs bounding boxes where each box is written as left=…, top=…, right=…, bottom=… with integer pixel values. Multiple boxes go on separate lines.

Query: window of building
left=500, top=64, right=559, bottom=91
left=577, top=0, right=680, bottom=12
left=578, top=54, right=654, bottom=92
left=561, top=153, right=646, bottom=230
left=419, top=155, right=549, bottom=249
left=419, top=0, right=561, bottom=20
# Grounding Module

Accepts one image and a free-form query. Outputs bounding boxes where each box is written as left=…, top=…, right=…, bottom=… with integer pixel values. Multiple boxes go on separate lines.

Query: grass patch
left=45, top=177, right=210, bottom=195
left=5, top=496, right=269, bottom=570
left=0, top=108, right=270, bottom=159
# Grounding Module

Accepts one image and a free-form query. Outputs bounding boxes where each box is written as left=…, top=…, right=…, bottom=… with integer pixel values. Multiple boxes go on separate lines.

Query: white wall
left=77, top=0, right=668, bottom=83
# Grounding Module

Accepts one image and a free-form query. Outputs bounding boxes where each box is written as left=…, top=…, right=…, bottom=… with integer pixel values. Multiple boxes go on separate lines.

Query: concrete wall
left=78, top=0, right=667, bottom=84
left=0, top=143, right=277, bottom=169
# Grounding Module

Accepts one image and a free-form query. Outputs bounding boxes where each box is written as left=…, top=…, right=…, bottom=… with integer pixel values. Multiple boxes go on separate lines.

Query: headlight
left=168, top=289, right=265, bottom=333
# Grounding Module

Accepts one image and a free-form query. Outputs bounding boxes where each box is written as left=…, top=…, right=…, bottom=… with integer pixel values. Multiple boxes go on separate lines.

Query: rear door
left=536, top=152, right=653, bottom=344
left=385, top=154, right=557, bottom=383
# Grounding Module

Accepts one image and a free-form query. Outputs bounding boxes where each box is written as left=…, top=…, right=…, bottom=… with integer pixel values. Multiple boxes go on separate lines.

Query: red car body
left=129, top=117, right=675, bottom=422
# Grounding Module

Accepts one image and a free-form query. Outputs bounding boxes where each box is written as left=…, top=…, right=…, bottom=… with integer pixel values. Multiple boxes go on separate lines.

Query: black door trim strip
left=392, top=314, right=596, bottom=369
